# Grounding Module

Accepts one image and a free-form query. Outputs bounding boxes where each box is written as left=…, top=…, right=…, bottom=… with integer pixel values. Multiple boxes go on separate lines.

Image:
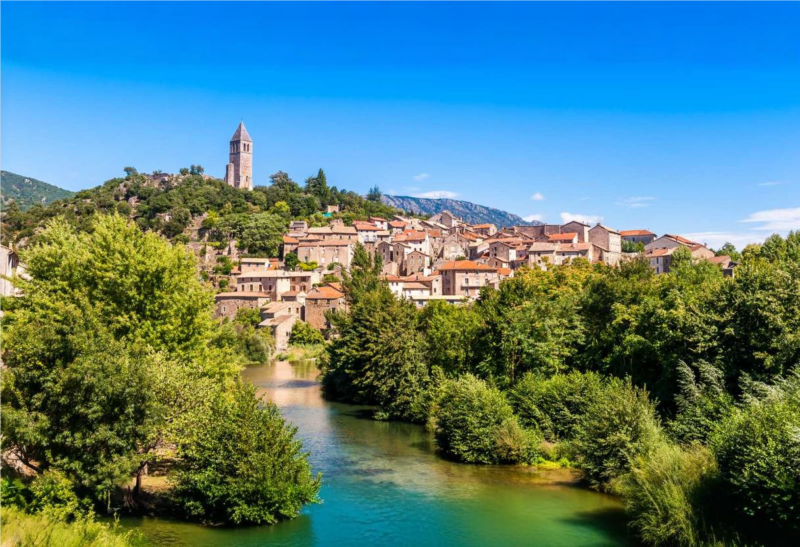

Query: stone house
left=236, top=270, right=318, bottom=300
left=304, top=284, right=346, bottom=330
left=472, top=223, right=498, bottom=237
left=560, top=221, right=590, bottom=242
left=214, top=292, right=271, bottom=321
left=296, top=240, right=354, bottom=269
left=620, top=229, right=656, bottom=246
left=259, top=302, right=299, bottom=351
left=438, top=260, right=500, bottom=298
left=0, top=245, right=26, bottom=298
left=548, top=232, right=579, bottom=245
left=404, top=250, right=430, bottom=276
left=588, top=224, right=622, bottom=265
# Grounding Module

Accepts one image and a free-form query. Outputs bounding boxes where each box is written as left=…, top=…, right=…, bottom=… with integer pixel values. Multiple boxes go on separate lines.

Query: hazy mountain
left=381, top=195, right=540, bottom=228
left=1, top=171, right=75, bottom=211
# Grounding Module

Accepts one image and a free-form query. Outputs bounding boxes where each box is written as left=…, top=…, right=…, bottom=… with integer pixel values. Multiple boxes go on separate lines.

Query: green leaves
left=171, top=380, right=321, bottom=525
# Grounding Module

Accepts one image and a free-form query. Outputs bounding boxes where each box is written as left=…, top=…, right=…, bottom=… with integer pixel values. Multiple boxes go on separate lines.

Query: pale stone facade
left=224, top=122, right=253, bottom=190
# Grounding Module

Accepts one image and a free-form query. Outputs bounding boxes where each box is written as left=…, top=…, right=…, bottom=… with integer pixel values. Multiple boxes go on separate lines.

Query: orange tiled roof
left=438, top=260, right=497, bottom=272
left=548, top=232, right=578, bottom=241
left=305, top=286, right=345, bottom=300
left=283, top=236, right=299, bottom=244
left=620, top=229, right=655, bottom=237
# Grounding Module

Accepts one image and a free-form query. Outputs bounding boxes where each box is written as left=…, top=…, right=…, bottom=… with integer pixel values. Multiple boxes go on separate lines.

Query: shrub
left=712, top=373, right=800, bottom=532
left=290, top=320, right=326, bottom=346
left=172, top=380, right=321, bottom=525
left=493, top=417, right=542, bottom=464
left=0, top=507, right=137, bottom=547
left=619, top=442, right=721, bottom=546
left=509, top=371, right=603, bottom=441
left=434, top=375, right=529, bottom=464
left=575, top=377, right=662, bottom=490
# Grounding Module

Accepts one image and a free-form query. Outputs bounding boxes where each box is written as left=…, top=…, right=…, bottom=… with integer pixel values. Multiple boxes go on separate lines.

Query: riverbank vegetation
left=321, top=236, right=800, bottom=546
left=0, top=506, right=138, bottom=547
left=1, top=215, right=320, bottom=531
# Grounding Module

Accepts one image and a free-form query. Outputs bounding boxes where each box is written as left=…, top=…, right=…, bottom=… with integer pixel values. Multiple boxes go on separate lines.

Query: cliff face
left=381, top=195, right=540, bottom=228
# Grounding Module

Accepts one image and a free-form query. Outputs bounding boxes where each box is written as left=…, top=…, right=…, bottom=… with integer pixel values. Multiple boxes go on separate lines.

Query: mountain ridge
left=381, top=194, right=540, bottom=228
left=1, top=170, right=75, bottom=211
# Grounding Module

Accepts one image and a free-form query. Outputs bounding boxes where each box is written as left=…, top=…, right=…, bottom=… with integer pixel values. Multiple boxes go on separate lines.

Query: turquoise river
left=121, top=359, right=630, bottom=546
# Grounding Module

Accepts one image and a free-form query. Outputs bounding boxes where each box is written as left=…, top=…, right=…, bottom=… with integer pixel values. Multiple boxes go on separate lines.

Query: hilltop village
left=208, top=122, right=739, bottom=349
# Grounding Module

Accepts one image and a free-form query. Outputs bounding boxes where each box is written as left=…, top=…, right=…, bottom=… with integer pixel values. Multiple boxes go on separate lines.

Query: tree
left=622, top=240, right=645, bottom=253
left=189, top=165, right=204, bottom=175
left=712, top=373, right=800, bottom=532
left=284, top=252, right=299, bottom=271
left=366, top=185, right=382, bottom=202
left=172, top=380, right=321, bottom=525
left=290, top=321, right=325, bottom=346
left=433, top=375, right=539, bottom=464
left=715, top=242, right=741, bottom=261
left=123, top=167, right=138, bottom=176
left=575, top=377, right=662, bottom=490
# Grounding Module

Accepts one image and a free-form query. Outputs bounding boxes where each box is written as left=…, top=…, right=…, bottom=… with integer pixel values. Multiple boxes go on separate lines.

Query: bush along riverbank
left=0, top=215, right=321, bottom=536
left=320, top=239, right=800, bottom=546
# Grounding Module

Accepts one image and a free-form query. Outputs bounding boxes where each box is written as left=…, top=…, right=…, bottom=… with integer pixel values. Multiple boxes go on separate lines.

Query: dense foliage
left=172, top=380, right=320, bottom=525
left=321, top=231, right=800, bottom=546
left=1, top=168, right=399, bottom=250
left=1, top=215, right=319, bottom=526
left=434, top=375, right=539, bottom=464
left=1, top=170, right=75, bottom=211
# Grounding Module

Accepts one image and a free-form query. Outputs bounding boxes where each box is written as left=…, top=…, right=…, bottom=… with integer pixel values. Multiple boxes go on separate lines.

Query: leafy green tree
left=284, top=252, right=299, bottom=271
left=712, top=373, right=800, bottom=532
left=290, top=321, right=326, bottom=346
left=622, top=240, right=645, bottom=253
left=434, top=375, right=538, bottom=464
left=341, top=243, right=383, bottom=303
left=366, top=185, right=382, bottom=202
left=575, top=377, right=662, bottom=490
left=715, top=242, right=741, bottom=261
left=172, top=380, right=321, bottom=525
left=509, top=370, right=603, bottom=442
left=420, top=300, right=481, bottom=377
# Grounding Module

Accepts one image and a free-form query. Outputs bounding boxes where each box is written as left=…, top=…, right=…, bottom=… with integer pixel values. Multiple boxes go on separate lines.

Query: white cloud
left=523, top=214, right=545, bottom=223
left=560, top=212, right=603, bottom=225
left=414, top=190, right=458, bottom=199
left=740, top=207, right=800, bottom=232
left=412, top=173, right=430, bottom=182
left=683, top=231, right=762, bottom=251
left=530, top=192, right=545, bottom=201
left=618, top=196, right=655, bottom=209
left=758, top=181, right=782, bottom=187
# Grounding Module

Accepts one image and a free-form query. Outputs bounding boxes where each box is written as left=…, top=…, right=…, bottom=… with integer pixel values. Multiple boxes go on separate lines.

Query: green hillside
left=1, top=170, right=75, bottom=211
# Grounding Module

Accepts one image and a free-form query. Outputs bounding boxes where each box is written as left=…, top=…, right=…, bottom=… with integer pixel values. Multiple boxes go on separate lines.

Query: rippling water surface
left=121, top=360, right=629, bottom=546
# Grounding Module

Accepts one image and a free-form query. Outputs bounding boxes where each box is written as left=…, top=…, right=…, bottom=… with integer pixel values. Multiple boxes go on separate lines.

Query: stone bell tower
left=225, top=121, right=253, bottom=190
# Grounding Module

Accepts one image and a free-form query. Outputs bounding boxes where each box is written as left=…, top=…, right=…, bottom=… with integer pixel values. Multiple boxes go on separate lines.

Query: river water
left=121, top=360, right=629, bottom=546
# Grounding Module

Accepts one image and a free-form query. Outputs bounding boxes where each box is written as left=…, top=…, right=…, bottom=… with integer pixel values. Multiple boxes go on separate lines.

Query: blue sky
left=2, top=2, right=799, bottom=248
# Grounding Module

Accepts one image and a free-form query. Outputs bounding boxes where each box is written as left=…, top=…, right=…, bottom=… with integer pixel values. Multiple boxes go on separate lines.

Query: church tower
left=225, top=121, right=253, bottom=190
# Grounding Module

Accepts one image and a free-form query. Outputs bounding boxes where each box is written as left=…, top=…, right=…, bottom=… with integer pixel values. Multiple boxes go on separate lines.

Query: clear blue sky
left=3, top=2, right=799, bottom=248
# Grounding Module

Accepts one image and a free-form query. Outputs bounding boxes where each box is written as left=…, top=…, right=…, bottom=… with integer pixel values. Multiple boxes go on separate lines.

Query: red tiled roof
left=664, top=234, right=701, bottom=246
left=548, top=232, right=578, bottom=241
left=305, top=286, right=345, bottom=300
left=389, top=220, right=407, bottom=228
left=497, top=267, right=512, bottom=276
left=438, top=260, right=497, bottom=272
left=473, top=223, right=495, bottom=229
left=283, top=236, right=299, bottom=244
left=707, top=255, right=731, bottom=264
left=620, top=229, right=655, bottom=237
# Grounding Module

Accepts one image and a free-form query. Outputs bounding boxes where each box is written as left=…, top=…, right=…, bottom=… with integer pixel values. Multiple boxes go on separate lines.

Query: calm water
left=121, top=360, right=629, bottom=546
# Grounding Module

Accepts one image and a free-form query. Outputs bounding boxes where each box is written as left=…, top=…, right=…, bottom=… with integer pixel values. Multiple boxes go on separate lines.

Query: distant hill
left=381, top=195, right=540, bottom=228
left=1, top=171, right=75, bottom=211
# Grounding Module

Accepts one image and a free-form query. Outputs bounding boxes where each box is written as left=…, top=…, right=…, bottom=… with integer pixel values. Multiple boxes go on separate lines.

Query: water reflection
left=123, top=360, right=629, bottom=546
